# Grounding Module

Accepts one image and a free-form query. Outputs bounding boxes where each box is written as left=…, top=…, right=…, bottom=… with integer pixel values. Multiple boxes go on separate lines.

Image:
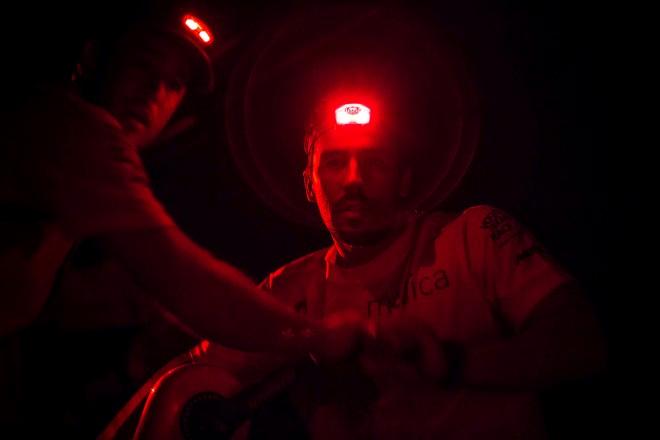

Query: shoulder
left=441, top=205, right=521, bottom=242
left=261, top=248, right=328, bottom=303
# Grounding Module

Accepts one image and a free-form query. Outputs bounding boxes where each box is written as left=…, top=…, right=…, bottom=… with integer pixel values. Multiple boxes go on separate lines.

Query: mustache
left=334, top=192, right=370, bottom=212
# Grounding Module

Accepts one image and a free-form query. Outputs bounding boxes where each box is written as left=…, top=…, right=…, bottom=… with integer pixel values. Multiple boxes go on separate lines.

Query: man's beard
left=332, top=220, right=400, bottom=247
left=324, top=188, right=406, bottom=247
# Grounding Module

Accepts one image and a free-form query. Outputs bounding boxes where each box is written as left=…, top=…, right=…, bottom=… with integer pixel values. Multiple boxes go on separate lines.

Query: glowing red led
left=335, top=103, right=371, bottom=125
left=182, top=14, right=214, bottom=45
left=185, top=18, right=200, bottom=31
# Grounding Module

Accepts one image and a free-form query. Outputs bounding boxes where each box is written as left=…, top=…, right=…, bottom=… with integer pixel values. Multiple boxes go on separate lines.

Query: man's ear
left=399, top=167, right=412, bottom=198
left=304, top=169, right=315, bottom=202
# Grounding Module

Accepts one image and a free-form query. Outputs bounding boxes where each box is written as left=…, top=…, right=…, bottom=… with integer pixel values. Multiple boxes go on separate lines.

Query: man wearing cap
left=232, top=92, right=607, bottom=439
left=0, top=9, right=363, bottom=436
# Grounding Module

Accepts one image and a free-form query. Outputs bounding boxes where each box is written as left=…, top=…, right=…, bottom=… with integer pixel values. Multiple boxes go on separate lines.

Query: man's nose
left=344, top=157, right=364, bottom=186
left=143, top=77, right=167, bottom=99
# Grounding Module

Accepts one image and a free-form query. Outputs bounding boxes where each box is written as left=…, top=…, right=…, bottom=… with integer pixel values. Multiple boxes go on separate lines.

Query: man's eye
left=367, top=157, right=385, bottom=166
left=364, top=156, right=390, bottom=169
left=323, top=156, right=345, bottom=168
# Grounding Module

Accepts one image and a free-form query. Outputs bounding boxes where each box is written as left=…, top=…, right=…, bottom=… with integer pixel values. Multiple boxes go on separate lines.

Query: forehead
left=315, top=127, right=398, bottom=155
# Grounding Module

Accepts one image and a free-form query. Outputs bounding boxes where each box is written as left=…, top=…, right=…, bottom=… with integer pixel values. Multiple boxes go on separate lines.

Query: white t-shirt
left=262, top=205, right=572, bottom=439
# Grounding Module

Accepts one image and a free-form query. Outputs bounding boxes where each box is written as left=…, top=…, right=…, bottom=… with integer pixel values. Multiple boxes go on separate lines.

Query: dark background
left=3, top=0, right=610, bottom=437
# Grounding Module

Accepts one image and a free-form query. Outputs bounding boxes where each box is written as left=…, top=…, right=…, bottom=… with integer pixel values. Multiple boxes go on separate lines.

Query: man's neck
left=332, top=218, right=409, bottom=268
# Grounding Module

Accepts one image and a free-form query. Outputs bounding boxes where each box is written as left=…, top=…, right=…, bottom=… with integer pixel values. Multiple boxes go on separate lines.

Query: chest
left=311, top=252, right=501, bottom=342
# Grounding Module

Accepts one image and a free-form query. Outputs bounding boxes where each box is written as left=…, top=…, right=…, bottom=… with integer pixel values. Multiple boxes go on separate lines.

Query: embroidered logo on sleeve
left=480, top=208, right=521, bottom=247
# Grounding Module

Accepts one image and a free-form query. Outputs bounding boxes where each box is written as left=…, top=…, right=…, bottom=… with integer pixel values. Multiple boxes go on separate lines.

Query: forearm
left=99, top=226, right=317, bottom=353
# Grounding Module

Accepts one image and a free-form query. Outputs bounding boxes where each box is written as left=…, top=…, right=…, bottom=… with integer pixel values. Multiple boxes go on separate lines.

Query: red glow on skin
left=327, top=127, right=380, bottom=149
left=310, top=130, right=406, bottom=248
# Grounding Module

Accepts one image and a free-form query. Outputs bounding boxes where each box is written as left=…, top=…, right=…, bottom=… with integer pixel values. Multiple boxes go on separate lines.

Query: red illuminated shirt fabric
left=261, top=205, right=572, bottom=439
left=16, top=87, right=174, bottom=238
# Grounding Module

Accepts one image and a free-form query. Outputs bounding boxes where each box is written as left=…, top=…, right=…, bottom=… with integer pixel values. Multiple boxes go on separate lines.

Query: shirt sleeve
left=461, top=205, right=573, bottom=331
left=18, top=89, right=174, bottom=240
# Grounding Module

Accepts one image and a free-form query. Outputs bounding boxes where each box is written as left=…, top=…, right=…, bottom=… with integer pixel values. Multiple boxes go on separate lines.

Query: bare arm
left=97, top=226, right=317, bottom=353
